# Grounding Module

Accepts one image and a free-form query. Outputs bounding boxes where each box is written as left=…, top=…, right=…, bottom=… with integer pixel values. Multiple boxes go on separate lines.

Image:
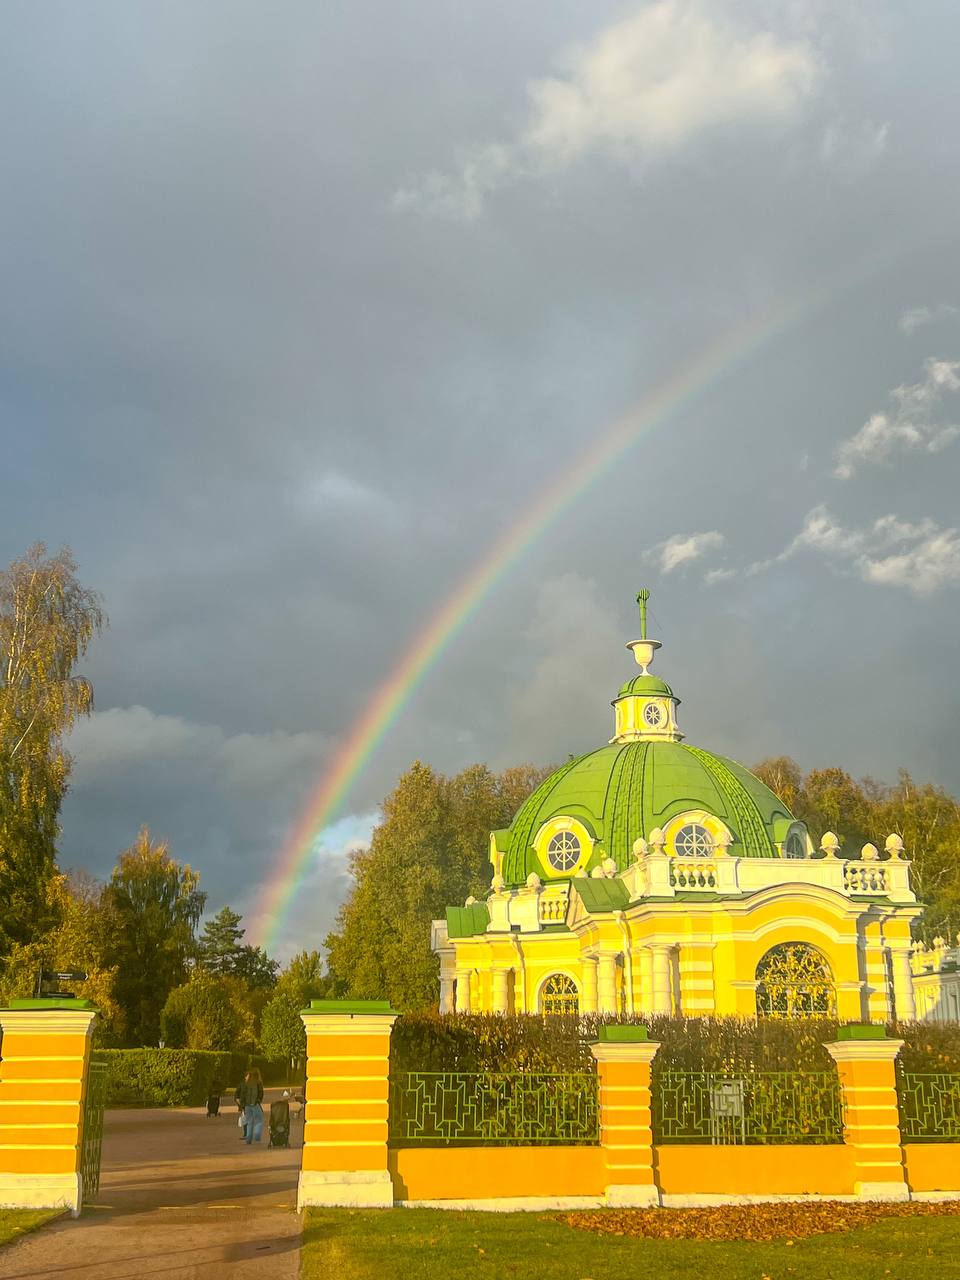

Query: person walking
left=240, top=1068, right=265, bottom=1145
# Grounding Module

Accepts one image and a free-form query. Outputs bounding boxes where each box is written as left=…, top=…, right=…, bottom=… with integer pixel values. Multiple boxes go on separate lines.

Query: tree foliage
left=325, top=761, right=551, bottom=1010
left=160, top=969, right=254, bottom=1052
left=0, top=543, right=104, bottom=957
left=0, top=870, right=124, bottom=1045
left=103, top=826, right=206, bottom=1046
left=260, top=950, right=329, bottom=1063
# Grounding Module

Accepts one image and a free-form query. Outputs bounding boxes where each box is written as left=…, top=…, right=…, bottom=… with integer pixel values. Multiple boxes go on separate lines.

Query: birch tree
left=0, top=543, right=104, bottom=956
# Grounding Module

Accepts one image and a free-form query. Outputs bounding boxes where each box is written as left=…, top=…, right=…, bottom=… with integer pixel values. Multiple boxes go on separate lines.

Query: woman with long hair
left=239, top=1067, right=264, bottom=1145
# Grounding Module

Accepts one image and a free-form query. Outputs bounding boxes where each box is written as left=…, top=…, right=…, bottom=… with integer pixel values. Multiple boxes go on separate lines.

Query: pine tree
left=199, top=907, right=244, bottom=974
left=198, top=906, right=279, bottom=987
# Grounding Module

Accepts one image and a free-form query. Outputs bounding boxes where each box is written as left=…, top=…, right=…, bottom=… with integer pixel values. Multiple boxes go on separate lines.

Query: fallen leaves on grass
left=561, top=1200, right=960, bottom=1243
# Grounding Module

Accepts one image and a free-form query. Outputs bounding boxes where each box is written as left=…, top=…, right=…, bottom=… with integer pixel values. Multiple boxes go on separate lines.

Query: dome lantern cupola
left=611, top=589, right=683, bottom=744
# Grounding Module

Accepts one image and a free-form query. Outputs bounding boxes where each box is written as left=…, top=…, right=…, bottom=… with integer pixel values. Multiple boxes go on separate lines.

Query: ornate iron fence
left=653, top=1070, right=844, bottom=1145
left=897, top=1070, right=960, bottom=1143
left=389, top=1071, right=599, bottom=1146
left=81, top=1059, right=108, bottom=1202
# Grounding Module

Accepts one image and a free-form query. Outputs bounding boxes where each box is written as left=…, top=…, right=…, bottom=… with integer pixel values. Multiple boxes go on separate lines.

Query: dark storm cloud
left=0, top=1, right=957, bottom=951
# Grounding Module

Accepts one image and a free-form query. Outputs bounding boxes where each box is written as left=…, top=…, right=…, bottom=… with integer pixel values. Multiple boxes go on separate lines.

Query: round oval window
left=547, top=831, right=581, bottom=872
left=643, top=702, right=664, bottom=727
left=674, top=823, right=713, bottom=857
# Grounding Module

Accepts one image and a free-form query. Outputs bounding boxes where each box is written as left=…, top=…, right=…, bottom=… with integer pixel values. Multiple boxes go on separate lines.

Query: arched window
left=675, top=822, right=714, bottom=857
left=784, top=832, right=806, bottom=859
left=756, top=943, right=835, bottom=1018
left=539, top=973, right=579, bottom=1017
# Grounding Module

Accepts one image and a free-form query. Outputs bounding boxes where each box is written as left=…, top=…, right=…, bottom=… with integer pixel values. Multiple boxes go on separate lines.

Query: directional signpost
left=34, top=969, right=89, bottom=998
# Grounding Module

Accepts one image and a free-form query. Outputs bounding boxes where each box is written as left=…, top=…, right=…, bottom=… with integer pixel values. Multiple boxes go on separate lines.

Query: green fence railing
left=389, top=1071, right=599, bottom=1146
left=897, top=1071, right=960, bottom=1143
left=652, top=1070, right=844, bottom=1145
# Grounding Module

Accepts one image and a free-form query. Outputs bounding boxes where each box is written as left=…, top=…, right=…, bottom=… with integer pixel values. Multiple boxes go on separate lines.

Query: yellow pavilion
left=432, top=591, right=930, bottom=1022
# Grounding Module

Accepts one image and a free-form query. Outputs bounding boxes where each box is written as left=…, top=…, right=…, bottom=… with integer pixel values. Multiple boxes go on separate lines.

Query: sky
left=2, top=1, right=959, bottom=960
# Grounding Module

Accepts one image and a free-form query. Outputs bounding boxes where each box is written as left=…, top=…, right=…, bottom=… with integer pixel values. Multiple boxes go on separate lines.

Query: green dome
left=501, top=741, right=795, bottom=886
left=617, top=674, right=674, bottom=698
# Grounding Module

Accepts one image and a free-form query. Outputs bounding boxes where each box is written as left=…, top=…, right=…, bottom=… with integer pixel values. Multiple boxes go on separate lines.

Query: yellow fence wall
left=654, top=1145, right=853, bottom=1196
left=903, top=1145, right=960, bottom=1193
left=389, top=1147, right=605, bottom=1202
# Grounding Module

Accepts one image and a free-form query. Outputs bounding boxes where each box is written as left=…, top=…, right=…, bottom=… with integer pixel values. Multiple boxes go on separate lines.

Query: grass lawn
left=0, top=1209, right=61, bottom=1251
left=301, top=1206, right=960, bottom=1280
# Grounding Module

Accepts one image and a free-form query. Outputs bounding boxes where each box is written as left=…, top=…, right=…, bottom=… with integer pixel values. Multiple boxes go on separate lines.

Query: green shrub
left=892, top=1020, right=960, bottom=1072
left=95, top=1048, right=234, bottom=1107
left=391, top=1013, right=960, bottom=1076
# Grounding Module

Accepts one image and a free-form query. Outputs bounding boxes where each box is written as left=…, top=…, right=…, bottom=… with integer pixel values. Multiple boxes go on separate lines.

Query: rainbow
left=255, top=287, right=828, bottom=950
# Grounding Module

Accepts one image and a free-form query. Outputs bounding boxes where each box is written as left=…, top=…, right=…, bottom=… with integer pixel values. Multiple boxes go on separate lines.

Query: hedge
left=95, top=1049, right=236, bottom=1107
left=390, top=1013, right=960, bottom=1076
left=94, top=1049, right=293, bottom=1106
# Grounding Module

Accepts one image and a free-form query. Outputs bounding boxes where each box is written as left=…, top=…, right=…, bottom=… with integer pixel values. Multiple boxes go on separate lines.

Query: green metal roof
left=501, top=740, right=794, bottom=887
left=616, top=674, right=675, bottom=699
left=572, top=877, right=630, bottom=913
left=446, top=902, right=491, bottom=938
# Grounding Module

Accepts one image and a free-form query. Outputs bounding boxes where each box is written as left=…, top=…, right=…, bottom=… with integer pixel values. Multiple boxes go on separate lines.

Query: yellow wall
left=654, top=1145, right=853, bottom=1195
left=902, top=1145, right=960, bottom=1193
left=390, top=1147, right=605, bottom=1201
left=382, top=1142, right=960, bottom=1202
left=452, top=886, right=892, bottom=1019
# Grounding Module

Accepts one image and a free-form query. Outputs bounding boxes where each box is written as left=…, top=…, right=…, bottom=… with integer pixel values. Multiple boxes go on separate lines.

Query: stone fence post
left=0, top=999, right=98, bottom=1215
left=825, top=1025, right=908, bottom=1201
left=297, top=999, right=398, bottom=1211
left=590, top=1025, right=660, bottom=1207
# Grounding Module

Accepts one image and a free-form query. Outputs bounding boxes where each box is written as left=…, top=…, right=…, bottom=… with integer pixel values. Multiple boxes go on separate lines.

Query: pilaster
left=824, top=1028, right=908, bottom=1202
left=590, top=1028, right=660, bottom=1207
left=298, top=1000, right=398, bottom=1209
left=0, top=1000, right=97, bottom=1214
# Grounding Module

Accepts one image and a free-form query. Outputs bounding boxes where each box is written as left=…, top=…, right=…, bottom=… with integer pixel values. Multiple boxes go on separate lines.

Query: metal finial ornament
left=636, top=588, right=650, bottom=640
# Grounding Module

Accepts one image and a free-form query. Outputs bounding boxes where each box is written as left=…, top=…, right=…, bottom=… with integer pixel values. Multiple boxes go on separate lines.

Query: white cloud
left=834, top=357, right=960, bottom=479
left=71, top=704, right=329, bottom=784
left=739, top=505, right=960, bottom=596
left=241, top=810, right=377, bottom=962
left=898, top=303, right=958, bottom=334
left=394, top=1, right=821, bottom=218
left=653, top=530, right=726, bottom=573
left=819, top=118, right=889, bottom=175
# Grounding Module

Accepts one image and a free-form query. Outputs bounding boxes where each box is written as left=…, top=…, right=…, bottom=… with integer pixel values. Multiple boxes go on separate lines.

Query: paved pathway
left=0, top=1091, right=302, bottom=1280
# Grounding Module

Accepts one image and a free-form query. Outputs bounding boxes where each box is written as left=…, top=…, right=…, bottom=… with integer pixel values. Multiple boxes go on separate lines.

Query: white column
left=638, top=947, right=655, bottom=1015
left=598, top=953, right=619, bottom=1014
left=454, top=970, right=472, bottom=1013
left=581, top=956, right=599, bottom=1014
left=890, top=946, right=916, bottom=1021
left=652, top=945, right=672, bottom=1015
left=439, top=972, right=454, bottom=1014
left=492, top=969, right=510, bottom=1014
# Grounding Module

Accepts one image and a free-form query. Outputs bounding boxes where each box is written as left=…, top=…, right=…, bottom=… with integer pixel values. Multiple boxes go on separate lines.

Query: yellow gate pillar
left=825, top=1025, right=908, bottom=1201
left=591, top=1025, right=660, bottom=1207
left=298, top=999, right=398, bottom=1210
left=0, top=999, right=98, bottom=1215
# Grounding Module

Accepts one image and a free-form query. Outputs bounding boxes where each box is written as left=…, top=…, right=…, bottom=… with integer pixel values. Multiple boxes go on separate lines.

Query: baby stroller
left=268, top=1098, right=290, bottom=1149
